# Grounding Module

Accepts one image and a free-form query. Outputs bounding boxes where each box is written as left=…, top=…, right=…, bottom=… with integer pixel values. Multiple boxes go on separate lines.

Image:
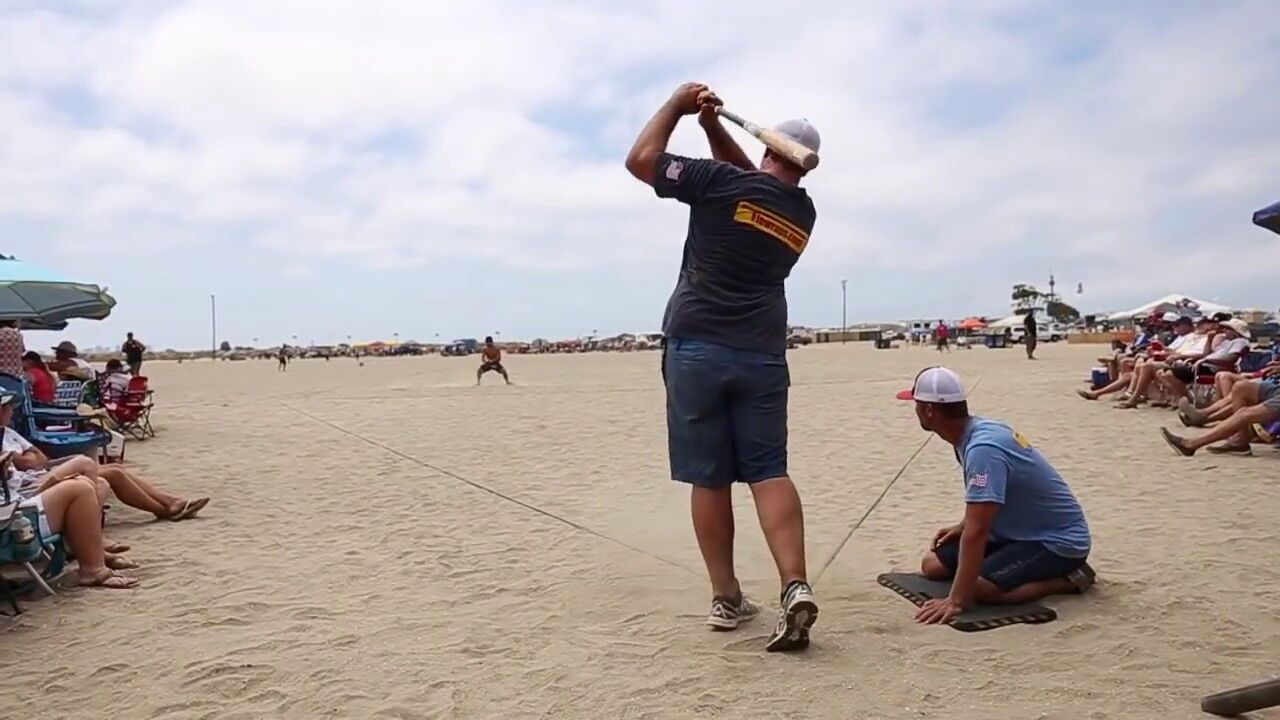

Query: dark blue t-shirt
left=652, top=153, right=816, bottom=355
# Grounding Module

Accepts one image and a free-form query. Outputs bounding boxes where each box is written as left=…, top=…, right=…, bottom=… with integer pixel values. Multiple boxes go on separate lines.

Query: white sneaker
left=765, top=580, right=818, bottom=652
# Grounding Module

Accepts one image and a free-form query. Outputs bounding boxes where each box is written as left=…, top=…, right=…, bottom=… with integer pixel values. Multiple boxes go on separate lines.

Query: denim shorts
left=933, top=537, right=1087, bottom=591
left=662, top=337, right=789, bottom=487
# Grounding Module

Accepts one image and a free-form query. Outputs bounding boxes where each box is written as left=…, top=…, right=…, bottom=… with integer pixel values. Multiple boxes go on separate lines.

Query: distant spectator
left=1023, top=309, right=1038, bottom=360
left=22, top=351, right=56, bottom=405
left=935, top=321, right=950, bottom=352
left=122, top=332, right=146, bottom=375
left=47, top=341, right=93, bottom=381
left=0, top=320, right=24, bottom=378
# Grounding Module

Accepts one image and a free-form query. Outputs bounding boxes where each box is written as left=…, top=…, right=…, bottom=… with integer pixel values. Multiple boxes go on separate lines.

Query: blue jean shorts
left=933, top=537, right=1087, bottom=591
left=662, top=337, right=789, bottom=487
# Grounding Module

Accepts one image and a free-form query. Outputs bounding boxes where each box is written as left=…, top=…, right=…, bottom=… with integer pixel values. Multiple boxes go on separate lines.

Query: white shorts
left=16, top=494, right=54, bottom=539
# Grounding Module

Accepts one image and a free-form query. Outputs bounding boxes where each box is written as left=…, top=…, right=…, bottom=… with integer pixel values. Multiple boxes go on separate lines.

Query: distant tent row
left=1102, top=294, right=1233, bottom=322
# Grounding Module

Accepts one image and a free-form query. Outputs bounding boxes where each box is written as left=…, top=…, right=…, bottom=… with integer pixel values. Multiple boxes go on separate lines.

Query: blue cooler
left=1091, top=367, right=1111, bottom=389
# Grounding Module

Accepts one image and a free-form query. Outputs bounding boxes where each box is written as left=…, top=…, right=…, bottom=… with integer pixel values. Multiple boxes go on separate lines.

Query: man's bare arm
left=948, top=502, right=1000, bottom=607
left=625, top=83, right=707, bottom=186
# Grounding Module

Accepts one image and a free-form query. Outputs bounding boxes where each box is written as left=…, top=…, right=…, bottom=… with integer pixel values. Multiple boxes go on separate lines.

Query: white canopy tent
left=988, top=313, right=1024, bottom=329
left=1104, top=294, right=1234, bottom=321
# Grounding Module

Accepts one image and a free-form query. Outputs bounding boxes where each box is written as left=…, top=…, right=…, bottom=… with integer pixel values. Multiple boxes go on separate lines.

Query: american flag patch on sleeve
left=968, top=472, right=988, bottom=489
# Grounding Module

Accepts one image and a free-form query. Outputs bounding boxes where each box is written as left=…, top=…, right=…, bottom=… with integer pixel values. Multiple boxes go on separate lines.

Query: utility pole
left=210, top=293, right=217, bottom=359
left=841, top=279, right=848, bottom=343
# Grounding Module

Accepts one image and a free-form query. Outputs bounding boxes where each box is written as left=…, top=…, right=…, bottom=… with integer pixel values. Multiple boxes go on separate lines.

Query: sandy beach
left=3, top=342, right=1276, bottom=719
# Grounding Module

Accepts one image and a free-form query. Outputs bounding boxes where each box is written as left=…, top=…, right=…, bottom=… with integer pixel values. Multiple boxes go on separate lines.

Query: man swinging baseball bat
left=625, top=82, right=821, bottom=652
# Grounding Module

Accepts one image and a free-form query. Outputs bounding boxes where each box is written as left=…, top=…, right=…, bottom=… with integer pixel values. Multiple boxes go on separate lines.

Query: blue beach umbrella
left=1253, top=200, right=1280, bottom=236
left=0, top=255, right=116, bottom=326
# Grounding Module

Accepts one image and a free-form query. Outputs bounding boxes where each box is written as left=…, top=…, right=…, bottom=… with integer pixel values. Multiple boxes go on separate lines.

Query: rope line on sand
left=812, top=377, right=983, bottom=585
left=283, top=403, right=700, bottom=578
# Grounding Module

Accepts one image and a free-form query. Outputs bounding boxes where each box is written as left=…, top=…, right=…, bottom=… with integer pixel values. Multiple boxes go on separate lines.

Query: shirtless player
left=476, top=337, right=511, bottom=385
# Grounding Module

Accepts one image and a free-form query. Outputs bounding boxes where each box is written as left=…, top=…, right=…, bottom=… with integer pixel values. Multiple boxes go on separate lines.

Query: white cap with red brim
left=896, top=366, right=967, bottom=403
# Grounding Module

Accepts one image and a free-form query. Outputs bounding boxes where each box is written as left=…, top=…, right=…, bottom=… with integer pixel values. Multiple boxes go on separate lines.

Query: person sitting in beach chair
left=1160, top=372, right=1280, bottom=457
left=22, top=351, right=57, bottom=406
left=1081, top=316, right=1190, bottom=402
left=1157, top=318, right=1249, bottom=404
left=476, top=337, right=511, bottom=385
left=1118, top=316, right=1211, bottom=408
left=4, top=395, right=207, bottom=523
left=1, top=394, right=137, bottom=589
left=46, top=341, right=94, bottom=381
left=897, top=367, right=1094, bottom=625
left=100, top=359, right=131, bottom=403
left=1176, top=356, right=1280, bottom=428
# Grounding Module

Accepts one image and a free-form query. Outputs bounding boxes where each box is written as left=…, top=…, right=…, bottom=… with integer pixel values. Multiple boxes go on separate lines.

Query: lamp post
left=210, top=293, right=217, bottom=358
left=840, top=279, right=847, bottom=344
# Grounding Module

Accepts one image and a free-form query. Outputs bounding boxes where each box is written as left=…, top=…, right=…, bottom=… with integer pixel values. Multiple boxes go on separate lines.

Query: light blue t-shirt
left=957, top=418, right=1091, bottom=558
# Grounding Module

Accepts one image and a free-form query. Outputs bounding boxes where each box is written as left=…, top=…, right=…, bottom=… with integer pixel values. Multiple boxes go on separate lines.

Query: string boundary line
left=812, top=376, right=984, bottom=585
left=282, top=403, right=699, bottom=577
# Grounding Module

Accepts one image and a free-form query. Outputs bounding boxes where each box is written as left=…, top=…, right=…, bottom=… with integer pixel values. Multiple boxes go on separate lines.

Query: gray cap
left=774, top=118, right=820, bottom=152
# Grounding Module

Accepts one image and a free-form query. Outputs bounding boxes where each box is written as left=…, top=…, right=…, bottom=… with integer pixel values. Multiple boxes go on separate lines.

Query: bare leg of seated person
left=1162, top=382, right=1278, bottom=457
left=1078, top=373, right=1131, bottom=400
left=97, top=465, right=209, bottom=521
left=1119, top=364, right=1161, bottom=408
left=33, top=478, right=138, bottom=589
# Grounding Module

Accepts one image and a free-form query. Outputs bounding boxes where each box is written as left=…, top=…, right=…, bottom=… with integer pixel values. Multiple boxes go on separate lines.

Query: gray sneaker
left=706, top=593, right=761, bottom=631
left=765, top=580, right=818, bottom=652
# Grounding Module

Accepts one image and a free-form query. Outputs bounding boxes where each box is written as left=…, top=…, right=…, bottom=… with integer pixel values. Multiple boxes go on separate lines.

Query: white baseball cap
left=774, top=118, right=820, bottom=152
left=896, top=367, right=967, bottom=403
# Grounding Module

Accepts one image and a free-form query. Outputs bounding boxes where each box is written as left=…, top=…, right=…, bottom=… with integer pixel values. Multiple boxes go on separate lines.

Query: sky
left=1, top=0, right=1278, bottom=351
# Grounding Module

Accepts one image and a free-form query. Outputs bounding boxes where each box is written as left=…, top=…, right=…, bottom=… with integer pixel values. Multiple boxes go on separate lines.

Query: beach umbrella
left=0, top=256, right=116, bottom=325
left=1253, top=200, right=1280, bottom=236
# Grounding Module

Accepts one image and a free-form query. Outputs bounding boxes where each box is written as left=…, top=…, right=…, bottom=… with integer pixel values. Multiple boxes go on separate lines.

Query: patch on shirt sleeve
left=967, top=472, right=988, bottom=489
left=733, top=201, right=810, bottom=253
left=665, top=160, right=683, bottom=181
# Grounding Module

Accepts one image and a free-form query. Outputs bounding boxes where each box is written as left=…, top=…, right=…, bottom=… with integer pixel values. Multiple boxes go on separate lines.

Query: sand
left=3, top=342, right=1277, bottom=719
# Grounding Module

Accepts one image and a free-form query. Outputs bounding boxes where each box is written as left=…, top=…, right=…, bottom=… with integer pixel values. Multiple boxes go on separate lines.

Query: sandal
left=77, top=569, right=138, bottom=589
left=170, top=498, right=210, bottom=521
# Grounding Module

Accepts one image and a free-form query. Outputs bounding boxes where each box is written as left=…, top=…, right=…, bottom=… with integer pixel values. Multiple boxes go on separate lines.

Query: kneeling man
left=898, top=367, right=1095, bottom=625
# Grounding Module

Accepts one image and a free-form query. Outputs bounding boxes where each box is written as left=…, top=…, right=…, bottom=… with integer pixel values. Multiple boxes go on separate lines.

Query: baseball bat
left=714, top=107, right=819, bottom=172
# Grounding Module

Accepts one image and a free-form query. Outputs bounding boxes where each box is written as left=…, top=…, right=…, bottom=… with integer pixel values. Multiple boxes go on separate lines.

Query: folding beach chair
left=52, top=380, right=85, bottom=409
left=0, top=458, right=67, bottom=608
left=105, top=376, right=154, bottom=440
left=0, top=374, right=110, bottom=460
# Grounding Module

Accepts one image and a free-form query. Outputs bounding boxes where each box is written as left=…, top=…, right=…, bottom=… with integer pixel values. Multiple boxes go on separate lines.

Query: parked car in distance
left=1009, top=323, right=1066, bottom=343
left=442, top=338, right=479, bottom=356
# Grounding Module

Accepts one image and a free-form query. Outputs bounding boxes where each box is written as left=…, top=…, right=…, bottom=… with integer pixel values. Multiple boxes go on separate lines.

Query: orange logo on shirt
left=733, top=201, right=809, bottom=254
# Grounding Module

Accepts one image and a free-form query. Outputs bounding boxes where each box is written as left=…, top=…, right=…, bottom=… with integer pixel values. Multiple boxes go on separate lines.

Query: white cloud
left=0, top=0, right=1277, bottom=346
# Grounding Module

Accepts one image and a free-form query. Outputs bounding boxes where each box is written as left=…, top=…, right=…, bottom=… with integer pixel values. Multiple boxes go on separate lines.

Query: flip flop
left=103, top=540, right=132, bottom=554
left=77, top=569, right=138, bottom=589
left=1075, top=389, right=1096, bottom=401
left=172, top=497, right=210, bottom=521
